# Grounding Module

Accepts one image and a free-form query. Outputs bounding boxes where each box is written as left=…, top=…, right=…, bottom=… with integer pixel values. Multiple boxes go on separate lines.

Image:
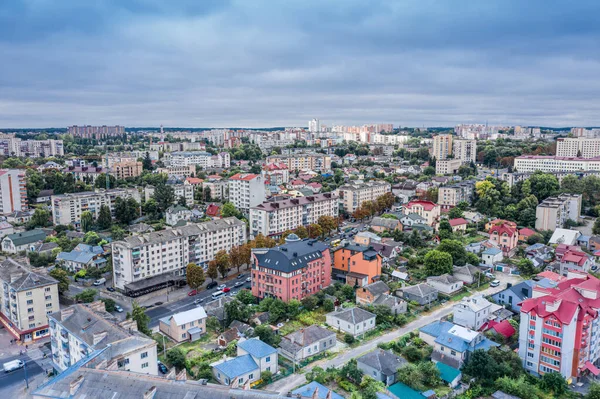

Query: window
left=182, top=333, right=187, bottom=339
left=141, top=352, right=148, bottom=359
left=27, top=300, right=33, bottom=305
left=528, top=352, right=534, bottom=358
left=267, top=366, right=271, bottom=371
left=528, top=342, right=535, bottom=349
left=45, top=287, right=51, bottom=292
left=29, top=323, right=36, bottom=328
left=450, top=350, right=456, bottom=356
left=141, top=362, right=148, bottom=369
left=238, top=378, right=244, bottom=384
left=26, top=291, right=32, bottom=296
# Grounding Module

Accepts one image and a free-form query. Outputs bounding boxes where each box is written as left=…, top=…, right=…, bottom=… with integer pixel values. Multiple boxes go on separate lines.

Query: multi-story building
left=338, top=181, right=391, bottom=214
left=202, top=179, right=228, bottom=201
left=51, top=188, right=141, bottom=226
left=0, top=169, right=27, bottom=214
left=489, top=222, right=518, bottom=257
left=249, top=193, right=338, bottom=238
left=144, top=183, right=194, bottom=206
left=519, top=272, right=600, bottom=380
left=402, top=200, right=441, bottom=226
left=453, top=295, right=493, bottom=330
left=262, top=162, right=290, bottom=185
left=435, top=158, right=463, bottom=175
left=112, top=218, right=247, bottom=294
left=111, top=161, right=143, bottom=180
left=556, top=137, right=600, bottom=158
left=514, top=156, right=600, bottom=173
left=559, top=249, right=593, bottom=276
left=250, top=235, right=332, bottom=302
left=536, top=194, right=582, bottom=231
left=48, top=301, right=158, bottom=374
left=0, top=134, right=65, bottom=157
left=332, top=244, right=382, bottom=287
left=0, top=258, right=59, bottom=341
left=501, top=170, right=600, bottom=188
left=453, top=139, right=477, bottom=163
left=68, top=125, right=125, bottom=139
left=155, top=165, right=196, bottom=178
left=431, top=134, right=453, bottom=160
left=308, top=118, right=320, bottom=133
left=228, top=174, right=266, bottom=214
left=438, top=181, right=475, bottom=209
left=265, top=154, right=331, bottom=171
left=168, top=151, right=231, bottom=169
left=64, top=165, right=107, bottom=184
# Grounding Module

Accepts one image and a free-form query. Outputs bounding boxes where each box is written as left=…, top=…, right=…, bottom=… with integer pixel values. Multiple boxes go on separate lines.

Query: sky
left=1, top=0, right=600, bottom=128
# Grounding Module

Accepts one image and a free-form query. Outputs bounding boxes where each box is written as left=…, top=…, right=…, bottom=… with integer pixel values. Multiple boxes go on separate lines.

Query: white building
left=112, top=218, right=247, bottom=293
left=228, top=174, right=266, bottom=214
left=308, top=118, right=320, bottom=133
left=514, top=155, right=600, bottom=173
left=556, top=137, right=600, bottom=158
left=0, top=169, right=27, bottom=215
left=48, top=302, right=158, bottom=374
left=535, top=194, right=582, bottom=231
left=165, top=205, right=193, bottom=226
left=51, top=188, right=141, bottom=226
left=338, top=181, right=391, bottom=213
left=168, top=151, right=230, bottom=169
left=326, top=307, right=376, bottom=337
left=249, top=193, right=338, bottom=238
left=453, top=139, right=477, bottom=163
left=453, top=295, right=493, bottom=330
left=212, top=338, right=278, bottom=386
left=436, top=159, right=463, bottom=175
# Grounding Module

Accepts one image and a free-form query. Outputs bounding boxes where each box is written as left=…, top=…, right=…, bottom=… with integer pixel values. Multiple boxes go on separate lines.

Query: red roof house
left=205, top=204, right=221, bottom=218
left=489, top=223, right=518, bottom=256
left=518, top=228, right=537, bottom=242
left=448, top=218, right=468, bottom=232
left=480, top=320, right=516, bottom=338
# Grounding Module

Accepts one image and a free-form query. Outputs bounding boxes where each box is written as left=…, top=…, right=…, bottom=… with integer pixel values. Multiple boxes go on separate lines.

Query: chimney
left=89, top=300, right=106, bottom=313
left=312, top=387, right=319, bottom=399
left=143, top=386, right=157, bottom=399
left=61, top=307, right=75, bottom=321
left=69, top=375, right=85, bottom=396
left=176, top=369, right=187, bottom=381
left=119, top=319, right=138, bottom=332
left=10, top=273, right=22, bottom=283
left=165, top=368, right=176, bottom=380
left=93, top=331, right=108, bottom=345
left=106, top=359, right=119, bottom=370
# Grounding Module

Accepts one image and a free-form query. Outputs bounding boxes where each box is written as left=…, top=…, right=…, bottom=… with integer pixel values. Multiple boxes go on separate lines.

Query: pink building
left=489, top=222, right=518, bottom=257
left=251, top=234, right=332, bottom=302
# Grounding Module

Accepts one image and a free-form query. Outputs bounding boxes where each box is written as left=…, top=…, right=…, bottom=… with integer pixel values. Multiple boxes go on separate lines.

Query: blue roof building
left=212, top=338, right=278, bottom=387
left=292, top=381, right=344, bottom=399
left=56, top=243, right=107, bottom=272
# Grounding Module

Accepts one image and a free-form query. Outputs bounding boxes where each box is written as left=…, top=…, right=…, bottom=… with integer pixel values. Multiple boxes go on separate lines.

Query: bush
left=166, top=348, right=187, bottom=370
left=100, top=298, right=116, bottom=312
left=401, top=345, right=423, bottom=362
left=344, top=333, right=355, bottom=344
left=75, top=289, right=97, bottom=303
left=261, top=370, right=273, bottom=384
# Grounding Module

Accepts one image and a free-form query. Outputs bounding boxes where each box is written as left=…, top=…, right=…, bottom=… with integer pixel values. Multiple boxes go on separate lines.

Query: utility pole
left=24, top=359, right=29, bottom=389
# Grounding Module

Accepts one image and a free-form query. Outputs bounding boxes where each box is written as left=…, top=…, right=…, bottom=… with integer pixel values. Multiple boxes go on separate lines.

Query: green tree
left=294, top=226, right=309, bottom=239
left=225, top=299, right=252, bottom=326
left=111, top=225, right=126, bottom=240
left=585, top=383, right=600, bottom=399
left=344, top=333, right=355, bottom=344
left=438, top=219, right=453, bottom=240
left=84, top=231, right=101, bottom=245
left=81, top=211, right=94, bottom=232
left=447, top=207, right=464, bottom=219
left=49, top=268, right=70, bottom=293
left=153, top=183, right=175, bottom=213
left=261, top=370, right=273, bottom=384
left=339, top=359, right=363, bottom=384
left=461, top=349, right=500, bottom=386
left=438, top=239, right=468, bottom=266
left=75, top=288, right=97, bottom=303
left=323, top=299, right=334, bottom=312
left=268, top=299, right=288, bottom=323
left=539, top=371, right=568, bottom=396
left=166, top=348, right=186, bottom=370
left=236, top=289, right=256, bottom=305
left=142, top=151, right=153, bottom=170
left=317, top=215, right=338, bottom=236
left=561, top=174, right=584, bottom=194
left=100, top=298, right=116, bottom=312
left=186, top=262, right=205, bottom=290
left=517, top=258, right=537, bottom=277
left=301, top=295, right=319, bottom=311
left=97, top=205, right=112, bottom=230
left=401, top=345, right=423, bottom=362
left=131, top=301, right=151, bottom=336
left=308, top=223, right=323, bottom=238
left=207, top=260, right=219, bottom=282
left=424, top=250, right=453, bottom=276
left=593, top=218, right=600, bottom=235
left=253, top=325, right=281, bottom=346
left=221, top=202, right=242, bottom=219
left=215, top=250, right=231, bottom=279
left=28, top=208, right=52, bottom=228
left=521, top=172, right=559, bottom=201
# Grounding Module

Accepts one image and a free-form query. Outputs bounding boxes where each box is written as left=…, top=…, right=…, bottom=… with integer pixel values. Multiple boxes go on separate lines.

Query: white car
left=114, top=305, right=124, bottom=313
left=217, top=284, right=226, bottom=290
left=485, top=272, right=495, bottom=279
left=490, top=280, right=500, bottom=287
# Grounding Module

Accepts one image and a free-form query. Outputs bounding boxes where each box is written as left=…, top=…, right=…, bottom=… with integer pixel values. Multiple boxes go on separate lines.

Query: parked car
left=485, top=272, right=495, bottom=279
left=194, top=298, right=204, bottom=304
left=93, top=278, right=106, bottom=286
left=246, top=277, right=251, bottom=283
left=157, top=361, right=168, bottom=374
left=234, top=281, right=243, bottom=287
left=222, top=287, right=231, bottom=293
left=106, top=287, right=116, bottom=292
left=490, top=280, right=500, bottom=287
left=217, top=284, right=226, bottom=290
left=188, top=290, right=198, bottom=296
left=115, top=305, right=124, bottom=313
left=237, top=274, right=245, bottom=279
left=207, top=281, right=218, bottom=289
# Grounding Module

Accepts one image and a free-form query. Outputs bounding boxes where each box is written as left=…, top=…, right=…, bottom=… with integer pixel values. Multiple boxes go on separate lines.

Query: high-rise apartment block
left=453, top=139, right=477, bottom=163
left=535, top=194, right=582, bottom=231
left=0, top=169, right=27, bottom=214
left=0, top=134, right=64, bottom=157
left=265, top=154, right=331, bottom=171
left=308, top=118, right=320, bottom=133
left=556, top=137, right=600, bottom=158
left=250, top=193, right=338, bottom=238
left=438, top=181, right=475, bottom=209
left=112, top=218, right=247, bottom=294
left=111, top=161, right=143, bottom=180
left=51, top=188, right=141, bottom=226
left=431, top=135, right=453, bottom=160
left=0, top=258, right=59, bottom=341
left=68, top=125, right=125, bottom=139
left=338, top=181, right=391, bottom=214
left=168, top=151, right=231, bottom=169
left=228, top=174, right=266, bottom=214
left=514, top=156, right=600, bottom=173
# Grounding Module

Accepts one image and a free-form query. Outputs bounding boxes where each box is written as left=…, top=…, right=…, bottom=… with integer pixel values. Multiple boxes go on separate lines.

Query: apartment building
left=265, top=154, right=332, bottom=171
left=202, top=179, right=228, bottom=201
left=249, top=193, right=338, bottom=238
left=535, top=194, right=582, bottom=231
left=453, top=139, right=477, bottom=163
left=250, top=235, right=332, bottom=302
left=402, top=200, right=441, bottom=226
left=0, top=134, right=65, bottom=157
left=228, top=174, right=266, bottom=214
left=112, top=218, right=247, bottom=294
left=438, top=181, right=475, bottom=209
left=338, top=181, right=391, bottom=214
left=150, top=141, right=206, bottom=153
left=155, top=165, right=196, bottom=178
left=514, top=156, right=600, bottom=173
left=51, top=188, right=141, bottom=226
left=144, top=183, right=194, bottom=206
left=111, top=161, right=143, bottom=180
left=49, top=301, right=158, bottom=374
left=0, top=258, right=59, bottom=341
left=168, top=151, right=231, bottom=169
left=68, top=125, right=125, bottom=139
left=431, top=134, right=453, bottom=160
left=0, top=169, right=27, bottom=214
left=436, top=158, right=463, bottom=175
left=262, top=162, right=290, bottom=185
left=519, top=272, right=600, bottom=380
left=556, top=137, right=600, bottom=158
left=332, top=244, right=382, bottom=287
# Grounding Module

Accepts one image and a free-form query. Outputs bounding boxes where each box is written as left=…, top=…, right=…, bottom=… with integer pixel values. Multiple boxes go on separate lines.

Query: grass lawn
left=279, top=310, right=327, bottom=336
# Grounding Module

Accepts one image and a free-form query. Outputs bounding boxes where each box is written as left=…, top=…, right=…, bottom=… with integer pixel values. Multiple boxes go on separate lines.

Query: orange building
left=332, top=244, right=382, bottom=287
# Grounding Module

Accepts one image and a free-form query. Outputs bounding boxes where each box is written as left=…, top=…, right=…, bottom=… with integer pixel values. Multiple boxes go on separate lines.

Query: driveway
left=266, top=272, right=521, bottom=394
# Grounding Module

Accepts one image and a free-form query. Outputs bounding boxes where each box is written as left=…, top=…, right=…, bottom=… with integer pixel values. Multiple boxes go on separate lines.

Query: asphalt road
left=0, top=353, right=43, bottom=394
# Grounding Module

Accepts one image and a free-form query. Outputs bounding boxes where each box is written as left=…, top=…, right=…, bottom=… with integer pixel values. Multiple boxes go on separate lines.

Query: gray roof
left=0, top=258, right=57, bottom=291
left=357, top=349, right=407, bottom=375
left=4, top=229, right=46, bottom=246
left=252, top=193, right=337, bottom=212
left=400, top=283, right=438, bottom=298
left=282, top=325, right=335, bottom=349
left=327, top=307, right=375, bottom=324
left=34, top=241, right=59, bottom=253
left=373, top=294, right=405, bottom=308
left=427, top=274, right=460, bottom=285
left=253, top=239, right=328, bottom=273
left=362, top=281, right=390, bottom=297
left=453, top=264, right=480, bottom=279
left=204, top=296, right=235, bottom=321
left=371, top=217, right=399, bottom=229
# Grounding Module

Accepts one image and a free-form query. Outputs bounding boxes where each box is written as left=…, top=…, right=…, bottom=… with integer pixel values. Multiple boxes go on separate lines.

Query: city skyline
left=1, top=1, right=600, bottom=128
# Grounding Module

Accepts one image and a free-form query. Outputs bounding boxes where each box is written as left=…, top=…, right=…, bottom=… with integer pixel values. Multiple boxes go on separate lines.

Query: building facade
left=265, top=154, right=331, bottom=171
left=402, top=200, right=441, bottom=226
left=111, top=161, right=143, bottom=180
left=436, top=159, right=463, bottom=175
left=168, top=151, right=231, bottom=169
left=228, top=174, right=266, bottom=214
left=514, top=156, right=600, bottom=173
left=432, top=134, right=453, bottom=160
left=68, top=125, right=125, bottom=139
left=535, top=194, right=582, bottom=231
left=0, top=169, right=27, bottom=215
left=453, top=139, right=477, bottom=163
left=438, top=181, right=475, bottom=209
left=556, top=137, right=600, bottom=158
left=338, top=181, right=391, bottom=214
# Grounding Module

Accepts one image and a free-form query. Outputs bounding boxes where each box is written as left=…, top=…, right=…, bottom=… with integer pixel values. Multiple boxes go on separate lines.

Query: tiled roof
left=282, top=325, right=335, bottom=348
left=362, top=281, right=390, bottom=297
left=237, top=338, right=277, bottom=358
left=327, top=307, right=375, bottom=324
left=449, top=218, right=468, bottom=227
left=405, top=200, right=438, bottom=211
left=357, top=349, right=407, bottom=375
left=0, top=258, right=57, bottom=291
left=253, top=239, right=328, bottom=273
left=213, top=354, right=258, bottom=379
left=230, top=173, right=260, bottom=181
left=401, top=283, right=438, bottom=298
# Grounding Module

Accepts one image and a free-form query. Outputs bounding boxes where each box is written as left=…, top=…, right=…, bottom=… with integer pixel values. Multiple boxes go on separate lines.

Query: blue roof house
left=491, top=280, right=535, bottom=312
left=482, top=247, right=503, bottom=266
left=56, top=244, right=107, bottom=272
left=212, top=338, right=278, bottom=386
left=292, top=381, right=345, bottom=399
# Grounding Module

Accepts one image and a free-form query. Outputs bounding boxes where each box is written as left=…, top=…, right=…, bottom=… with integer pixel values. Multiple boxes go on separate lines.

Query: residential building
left=249, top=193, right=338, bottom=238
left=453, top=295, right=493, bottom=330
left=262, top=162, right=290, bottom=185
left=559, top=249, right=593, bottom=276
left=489, top=222, right=519, bottom=257
left=0, top=258, right=59, bottom=341
left=0, top=169, right=27, bottom=214
left=64, top=165, right=107, bottom=184
left=48, top=301, right=158, bottom=374
left=168, top=151, right=231, bottom=169
left=491, top=281, right=534, bottom=312
left=332, top=244, right=382, bottom=287
left=453, top=139, right=477, bottom=163
left=426, top=274, right=464, bottom=295
left=453, top=264, right=483, bottom=285
left=514, top=155, right=600, bottom=173
left=371, top=216, right=402, bottom=233
left=159, top=306, right=207, bottom=343
left=338, top=181, right=391, bottom=214
left=556, top=137, right=600, bottom=158
left=0, top=134, right=64, bottom=157
left=549, top=228, right=581, bottom=245
left=325, top=307, right=376, bottom=337
left=400, top=213, right=427, bottom=227
left=353, top=231, right=382, bottom=246
left=0, top=221, right=14, bottom=238
left=535, top=194, right=582, bottom=231
left=278, top=325, right=337, bottom=361
left=292, top=382, right=345, bottom=399
left=449, top=218, right=468, bottom=233
left=165, top=205, right=193, bottom=226
left=111, top=161, right=143, bottom=179
left=357, top=349, right=407, bottom=386
left=112, top=218, right=247, bottom=295
left=250, top=235, right=332, bottom=302
left=266, top=153, right=331, bottom=171
left=399, top=283, right=439, bottom=306
left=402, top=200, right=441, bottom=226
left=56, top=244, right=106, bottom=272
left=228, top=173, right=266, bottom=214
left=438, top=181, right=475, bottom=209
left=155, top=165, right=196, bottom=178
left=482, top=247, right=503, bottom=266
left=432, top=135, right=453, bottom=160
left=68, top=125, right=125, bottom=139
left=356, top=281, right=407, bottom=315
left=518, top=272, right=600, bottom=380
left=1, top=229, right=46, bottom=254
left=51, top=188, right=141, bottom=226
left=212, top=338, right=278, bottom=386
left=436, top=159, right=463, bottom=175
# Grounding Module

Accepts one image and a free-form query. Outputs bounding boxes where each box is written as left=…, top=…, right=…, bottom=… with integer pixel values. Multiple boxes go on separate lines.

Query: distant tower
left=160, top=124, right=164, bottom=135
left=308, top=119, right=320, bottom=133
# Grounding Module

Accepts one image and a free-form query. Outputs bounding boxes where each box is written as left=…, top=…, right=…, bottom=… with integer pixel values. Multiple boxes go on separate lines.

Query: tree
left=253, top=325, right=281, bottom=346
left=438, top=239, right=468, bottom=266
left=114, top=197, right=140, bottom=225
left=166, top=348, right=186, bottom=370
left=517, top=258, right=537, bottom=277
left=96, top=205, right=112, bottom=230
left=261, top=370, right=273, bottom=384
left=49, top=268, right=70, bottom=293
left=521, top=172, right=559, bottom=201
left=75, top=289, right=97, bottom=303
left=142, top=151, right=153, bottom=170
left=344, top=333, right=355, bottom=344
left=131, top=301, right=151, bottom=336
left=111, top=225, right=126, bottom=241
left=447, top=207, right=464, bottom=219
left=101, top=298, right=116, bottom=312
left=301, top=295, right=319, bottom=311
left=215, top=250, right=231, bottom=278
left=424, top=250, right=453, bottom=276
left=308, top=223, right=323, bottom=238
left=84, top=231, right=101, bottom=245
left=236, top=289, right=256, bottom=305
left=186, top=263, right=205, bottom=290
left=229, top=245, right=246, bottom=273
left=221, top=202, right=242, bottom=219
left=438, top=219, right=453, bottom=240
left=323, top=299, right=334, bottom=312
left=401, top=345, right=423, bottom=362
left=153, top=183, right=175, bottom=213
left=318, top=215, right=338, bottom=236
left=593, top=218, right=600, bottom=235
left=540, top=371, right=568, bottom=396
left=294, top=226, right=308, bottom=239
left=461, top=349, right=500, bottom=386
left=339, top=359, right=363, bottom=384
left=268, top=299, right=288, bottom=323
left=207, top=261, right=219, bottom=282
left=28, top=208, right=52, bottom=228
left=586, top=383, right=600, bottom=399
left=81, top=211, right=94, bottom=232
left=225, top=299, right=252, bottom=326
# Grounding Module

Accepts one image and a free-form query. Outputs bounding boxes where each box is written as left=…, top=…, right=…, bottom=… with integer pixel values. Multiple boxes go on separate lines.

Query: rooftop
left=253, top=239, right=328, bottom=273
left=0, top=258, right=57, bottom=291
left=327, top=307, right=375, bottom=324
left=237, top=337, right=277, bottom=358
left=357, top=349, right=407, bottom=375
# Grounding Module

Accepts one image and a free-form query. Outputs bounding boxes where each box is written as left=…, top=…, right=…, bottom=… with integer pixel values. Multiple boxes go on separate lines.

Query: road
left=0, top=352, right=44, bottom=396
left=266, top=273, right=521, bottom=394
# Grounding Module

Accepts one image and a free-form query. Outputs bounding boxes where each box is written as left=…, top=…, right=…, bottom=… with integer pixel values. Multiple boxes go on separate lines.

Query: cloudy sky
left=1, top=0, right=599, bottom=128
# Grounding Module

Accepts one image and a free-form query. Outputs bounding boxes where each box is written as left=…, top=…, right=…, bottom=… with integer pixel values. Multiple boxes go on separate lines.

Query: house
left=452, top=264, right=482, bottom=285
left=128, top=222, right=155, bottom=235
left=56, top=244, right=106, bottom=272
left=419, top=320, right=499, bottom=369
left=36, top=189, right=54, bottom=204
left=399, top=283, right=439, bottom=306
left=482, top=248, right=503, bottom=266
left=332, top=244, right=382, bottom=287
left=518, top=228, right=537, bottom=242
left=559, top=249, right=593, bottom=276
left=549, top=228, right=581, bottom=245
left=491, top=281, right=534, bottom=312
left=453, top=295, right=493, bottom=330
left=590, top=236, right=600, bottom=252
left=485, top=219, right=517, bottom=231
left=218, top=328, right=241, bottom=347
left=577, top=235, right=591, bottom=250
left=205, top=203, right=221, bottom=219
left=325, top=307, right=376, bottom=337
left=436, top=362, right=462, bottom=388
left=230, top=320, right=253, bottom=337
left=356, top=281, right=408, bottom=315
left=251, top=312, right=270, bottom=326
left=463, top=211, right=484, bottom=224
left=353, top=231, right=382, bottom=246
left=479, top=319, right=516, bottom=339
left=391, top=270, right=409, bottom=282
left=402, top=201, right=441, bottom=226
left=1, top=229, right=46, bottom=254
left=357, top=349, right=407, bottom=386
left=371, top=217, right=402, bottom=233
left=6, top=210, right=33, bottom=225
left=278, top=325, right=337, bottom=361
left=212, top=338, right=278, bottom=386
left=159, top=306, right=207, bottom=343
left=204, top=296, right=234, bottom=322
left=370, top=242, right=401, bottom=265
left=426, top=274, right=463, bottom=295
left=524, top=243, right=553, bottom=262
left=399, top=213, right=427, bottom=228
left=0, top=221, right=14, bottom=238
left=448, top=218, right=468, bottom=233
left=292, top=381, right=344, bottom=399
left=165, top=205, right=193, bottom=226
left=31, top=242, right=59, bottom=256
left=489, top=223, right=518, bottom=257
